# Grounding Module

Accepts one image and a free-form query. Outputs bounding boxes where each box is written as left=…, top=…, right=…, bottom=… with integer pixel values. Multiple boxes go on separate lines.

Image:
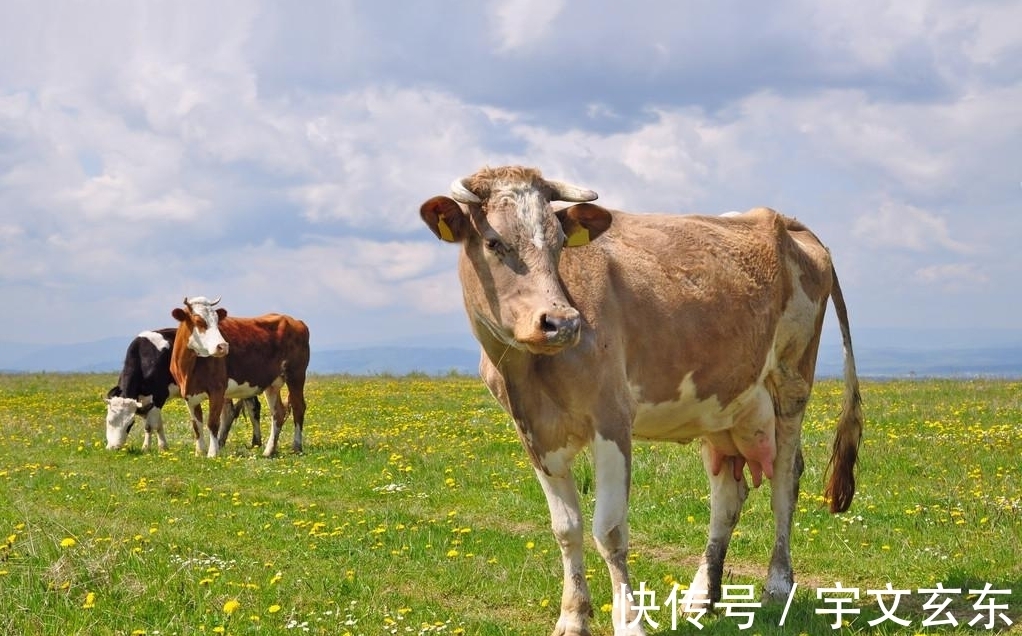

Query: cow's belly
left=225, top=377, right=280, bottom=398
left=631, top=375, right=777, bottom=484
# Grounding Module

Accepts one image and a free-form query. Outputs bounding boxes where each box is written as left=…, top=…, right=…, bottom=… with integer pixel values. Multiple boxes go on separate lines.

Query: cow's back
left=548, top=207, right=834, bottom=443
left=219, top=314, right=311, bottom=388
left=113, top=328, right=178, bottom=403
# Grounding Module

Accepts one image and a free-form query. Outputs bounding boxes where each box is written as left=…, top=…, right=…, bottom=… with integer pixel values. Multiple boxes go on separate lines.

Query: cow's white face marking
left=105, top=396, right=142, bottom=449
left=139, top=330, right=170, bottom=351
left=184, top=296, right=228, bottom=358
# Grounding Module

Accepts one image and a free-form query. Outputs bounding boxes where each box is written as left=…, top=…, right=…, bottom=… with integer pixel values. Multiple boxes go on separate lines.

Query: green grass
left=0, top=374, right=1020, bottom=635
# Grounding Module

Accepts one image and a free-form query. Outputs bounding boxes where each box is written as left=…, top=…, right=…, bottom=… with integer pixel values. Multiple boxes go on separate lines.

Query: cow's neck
left=170, top=328, right=197, bottom=396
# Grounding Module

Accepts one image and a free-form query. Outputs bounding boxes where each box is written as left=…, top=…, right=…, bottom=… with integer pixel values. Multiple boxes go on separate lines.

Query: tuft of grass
left=0, top=373, right=1019, bottom=634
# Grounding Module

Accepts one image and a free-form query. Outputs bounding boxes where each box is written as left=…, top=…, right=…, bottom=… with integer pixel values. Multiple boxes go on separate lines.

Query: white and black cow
left=105, top=328, right=260, bottom=451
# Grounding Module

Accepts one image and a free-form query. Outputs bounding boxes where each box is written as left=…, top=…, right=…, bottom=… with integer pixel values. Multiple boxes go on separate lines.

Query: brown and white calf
left=169, top=297, right=310, bottom=458
left=420, top=166, right=863, bottom=636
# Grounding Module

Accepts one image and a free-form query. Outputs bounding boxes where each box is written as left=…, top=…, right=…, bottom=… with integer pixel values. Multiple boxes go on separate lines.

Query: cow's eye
left=484, top=238, right=504, bottom=254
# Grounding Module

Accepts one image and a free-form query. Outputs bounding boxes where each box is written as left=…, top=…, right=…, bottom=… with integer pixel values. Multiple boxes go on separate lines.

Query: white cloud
left=0, top=0, right=1019, bottom=347
left=955, top=1, right=1022, bottom=66
left=852, top=201, right=973, bottom=254
left=491, top=0, right=565, bottom=52
left=802, top=0, right=935, bottom=68
left=286, top=87, right=507, bottom=230
left=913, top=262, right=989, bottom=290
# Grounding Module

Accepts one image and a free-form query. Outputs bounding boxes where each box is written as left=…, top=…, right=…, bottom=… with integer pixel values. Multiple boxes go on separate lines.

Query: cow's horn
left=210, top=296, right=221, bottom=306
left=450, top=179, right=481, bottom=204
left=546, top=179, right=598, bottom=203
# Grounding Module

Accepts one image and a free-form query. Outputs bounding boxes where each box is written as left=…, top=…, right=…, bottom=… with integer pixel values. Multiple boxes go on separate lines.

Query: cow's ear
left=171, top=307, right=188, bottom=322
left=216, top=308, right=228, bottom=321
left=556, top=203, right=612, bottom=247
left=420, top=196, right=469, bottom=243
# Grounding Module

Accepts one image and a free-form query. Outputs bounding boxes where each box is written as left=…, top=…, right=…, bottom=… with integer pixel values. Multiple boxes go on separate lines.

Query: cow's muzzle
left=520, top=308, right=581, bottom=354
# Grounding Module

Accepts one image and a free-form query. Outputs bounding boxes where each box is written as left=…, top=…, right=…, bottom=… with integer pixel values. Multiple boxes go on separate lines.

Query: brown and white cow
left=420, top=166, right=863, bottom=636
left=169, top=296, right=310, bottom=458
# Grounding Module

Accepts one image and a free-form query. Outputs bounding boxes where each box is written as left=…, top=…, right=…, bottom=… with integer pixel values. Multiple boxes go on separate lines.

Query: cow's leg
left=764, top=412, right=806, bottom=601
left=245, top=398, right=262, bottom=448
left=534, top=464, right=593, bottom=636
left=217, top=399, right=237, bottom=449
left=144, top=407, right=168, bottom=452
left=141, top=414, right=154, bottom=452
left=691, top=442, right=749, bottom=605
left=764, top=368, right=811, bottom=601
left=262, top=386, right=286, bottom=457
left=206, top=395, right=224, bottom=458
left=287, top=383, right=306, bottom=454
left=591, top=434, right=646, bottom=636
left=189, top=403, right=206, bottom=456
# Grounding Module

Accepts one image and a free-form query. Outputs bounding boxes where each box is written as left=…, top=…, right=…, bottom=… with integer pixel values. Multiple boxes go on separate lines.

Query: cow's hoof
left=551, top=617, right=591, bottom=636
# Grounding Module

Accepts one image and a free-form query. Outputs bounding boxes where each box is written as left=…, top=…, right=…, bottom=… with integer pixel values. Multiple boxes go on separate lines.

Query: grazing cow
left=169, top=297, right=310, bottom=458
left=420, top=166, right=863, bottom=636
left=104, top=328, right=261, bottom=451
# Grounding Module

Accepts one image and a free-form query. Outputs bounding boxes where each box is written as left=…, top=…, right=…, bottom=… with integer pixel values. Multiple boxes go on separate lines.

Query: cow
left=168, top=297, right=310, bottom=458
left=419, top=166, right=863, bottom=636
left=104, top=328, right=261, bottom=451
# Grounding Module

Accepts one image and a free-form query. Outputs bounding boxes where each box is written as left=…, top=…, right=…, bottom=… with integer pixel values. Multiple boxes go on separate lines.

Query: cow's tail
left=281, top=360, right=294, bottom=421
left=823, top=266, right=863, bottom=514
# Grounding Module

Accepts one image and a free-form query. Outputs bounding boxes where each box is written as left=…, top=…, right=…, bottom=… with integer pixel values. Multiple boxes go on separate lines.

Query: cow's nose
left=539, top=310, right=581, bottom=343
left=215, top=342, right=229, bottom=357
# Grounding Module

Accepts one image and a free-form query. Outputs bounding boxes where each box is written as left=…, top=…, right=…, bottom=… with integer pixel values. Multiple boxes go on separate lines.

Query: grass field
left=0, top=373, right=1020, bottom=635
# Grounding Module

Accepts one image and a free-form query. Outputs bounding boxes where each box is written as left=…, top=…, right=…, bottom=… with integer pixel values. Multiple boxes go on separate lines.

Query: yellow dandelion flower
left=268, top=604, right=282, bottom=614
left=525, top=541, right=535, bottom=550
left=59, top=537, right=77, bottom=548
left=83, top=592, right=96, bottom=609
left=223, top=599, right=241, bottom=615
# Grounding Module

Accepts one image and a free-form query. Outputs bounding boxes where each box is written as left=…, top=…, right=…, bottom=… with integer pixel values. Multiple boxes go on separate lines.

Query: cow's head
left=171, top=296, right=229, bottom=358
left=105, top=394, right=142, bottom=449
left=420, top=166, right=611, bottom=355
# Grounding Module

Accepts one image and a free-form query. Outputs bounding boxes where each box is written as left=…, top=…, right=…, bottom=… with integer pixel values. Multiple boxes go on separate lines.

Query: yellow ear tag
left=566, top=227, right=590, bottom=247
left=437, top=217, right=455, bottom=242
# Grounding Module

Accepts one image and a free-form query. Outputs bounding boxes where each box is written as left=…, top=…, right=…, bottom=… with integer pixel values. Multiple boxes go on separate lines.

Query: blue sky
left=1, top=1, right=1019, bottom=351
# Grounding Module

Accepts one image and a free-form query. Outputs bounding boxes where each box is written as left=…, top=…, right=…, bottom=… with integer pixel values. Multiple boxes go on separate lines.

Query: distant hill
left=0, top=337, right=127, bottom=373
left=1, top=328, right=1019, bottom=377
left=308, top=347, right=478, bottom=375
left=816, top=344, right=1022, bottom=378
left=0, top=338, right=480, bottom=376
